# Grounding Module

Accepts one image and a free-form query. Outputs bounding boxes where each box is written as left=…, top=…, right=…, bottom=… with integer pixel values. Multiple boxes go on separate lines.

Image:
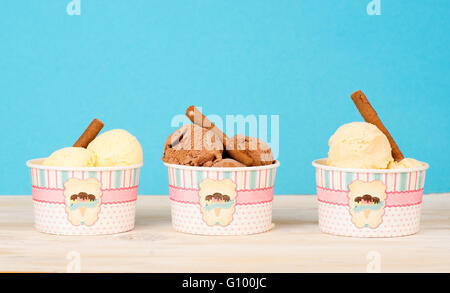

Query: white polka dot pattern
left=33, top=201, right=136, bottom=235
left=171, top=201, right=273, bottom=235
left=318, top=202, right=421, bottom=237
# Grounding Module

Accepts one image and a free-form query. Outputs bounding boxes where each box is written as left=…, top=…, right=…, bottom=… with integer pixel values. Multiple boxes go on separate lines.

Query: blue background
left=1, top=0, right=449, bottom=195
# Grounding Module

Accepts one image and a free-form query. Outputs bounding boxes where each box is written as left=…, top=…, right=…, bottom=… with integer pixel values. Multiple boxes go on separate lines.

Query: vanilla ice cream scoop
left=388, top=158, right=424, bottom=169
left=87, top=129, right=143, bottom=166
left=327, top=122, right=394, bottom=169
left=42, top=147, right=97, bottom=167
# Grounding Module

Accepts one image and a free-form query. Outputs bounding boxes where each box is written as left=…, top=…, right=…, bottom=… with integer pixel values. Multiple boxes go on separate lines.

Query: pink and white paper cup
left=164, top=161, right=280, bottom=235
left=312, top=159, right=429, bottom=237
left=26, top=158, right=142, bottom=235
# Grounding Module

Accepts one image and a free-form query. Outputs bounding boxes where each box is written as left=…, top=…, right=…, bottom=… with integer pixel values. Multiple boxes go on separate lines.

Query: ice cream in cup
left=312, top=91, right=429, bottom=237
left=26, top=119, right=143, bottom=235
left=162, top=107, right=280, bottom=235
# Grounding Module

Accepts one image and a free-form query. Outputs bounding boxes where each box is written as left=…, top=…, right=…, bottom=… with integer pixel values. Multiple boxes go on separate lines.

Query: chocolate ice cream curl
left=351, top=90, right=404, bottom=161
left=186, top=106, right=254, bottom=166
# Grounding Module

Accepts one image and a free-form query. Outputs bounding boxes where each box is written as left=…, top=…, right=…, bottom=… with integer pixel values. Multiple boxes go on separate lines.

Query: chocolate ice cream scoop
left=213, top=158, right=246, bottom=167
left=186, top=106, right=255, bottom=166
left=162, top=124, right=223, bottom=167
left=230, top=134, right=274, bottom=166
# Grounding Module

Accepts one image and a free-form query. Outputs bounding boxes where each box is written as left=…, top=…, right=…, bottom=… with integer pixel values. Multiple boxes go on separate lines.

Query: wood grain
left=0, top=194, right=449, bottom=273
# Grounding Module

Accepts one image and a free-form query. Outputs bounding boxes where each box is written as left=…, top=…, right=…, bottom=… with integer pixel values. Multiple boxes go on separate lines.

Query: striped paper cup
left=164, top=161, right=280, bottom=235
left=26, top=158, right=142, bottom=235
left=312, top=158, right=429, bottom=237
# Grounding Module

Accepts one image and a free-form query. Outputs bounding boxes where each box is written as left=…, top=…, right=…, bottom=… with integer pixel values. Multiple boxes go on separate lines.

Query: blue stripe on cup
left=324, top=170, right=330, bottom=189
left=196, top=170, right=205, bottom=188
left=60, top=171, right=69, bottom=189
left=268, top=169, right=273, bottom=188
left=250, top=171, right=257, bottom=189
left=176, top=169, right=182, bottom=187
left=345, top=172, right=353, bottom=190
left=373, top=173, right=382, bottom=182
left=399, top=173, right=408, bottom=191
left=418, top=171, right=424, bottom=189
left=114, top=170, right=122, bottom=189
left=39, top=169, right=46, bottom=187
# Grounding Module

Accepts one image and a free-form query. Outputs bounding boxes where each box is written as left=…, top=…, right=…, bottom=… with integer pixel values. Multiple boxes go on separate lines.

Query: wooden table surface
left=0, top=194, right=449, bottom=273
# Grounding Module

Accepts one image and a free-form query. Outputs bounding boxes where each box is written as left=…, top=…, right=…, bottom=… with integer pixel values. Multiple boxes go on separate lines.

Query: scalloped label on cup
left=64, top=178, right=102, bottom=226
left=198, top=179, right=237, bottom=227
left=348, top=180, right=386, bottom=229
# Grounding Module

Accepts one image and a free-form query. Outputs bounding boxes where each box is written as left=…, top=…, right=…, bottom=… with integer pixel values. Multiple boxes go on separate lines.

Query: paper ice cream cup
left=164, top=161, right=280, bottom=235
left=312, top=159, right=429, bottom=238
left=26, top=158, right=143, bottom=235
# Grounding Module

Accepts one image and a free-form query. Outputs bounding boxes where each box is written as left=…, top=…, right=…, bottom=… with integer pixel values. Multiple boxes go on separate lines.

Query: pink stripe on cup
left=258, top=170, right=261, bottom=189
left=320, top=168, right=323, bottom=187
left=415, top=171, right=419, bottom=190
left=316, top=186, right=423, bottom=207
left=272, top=169, right=277, bottom=186
left=265, top=169, right=268, bottom=188
left=394, top=173, right=397, bottom=192
left=169, top=185, right=274, bottom=205
left=331, top=171, right=334, bottom=189
left=129, top=170, right=132, bottom=187
left=408, top=172, right=411, bottom=191
left=32, top=185, right=138, bottom=204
